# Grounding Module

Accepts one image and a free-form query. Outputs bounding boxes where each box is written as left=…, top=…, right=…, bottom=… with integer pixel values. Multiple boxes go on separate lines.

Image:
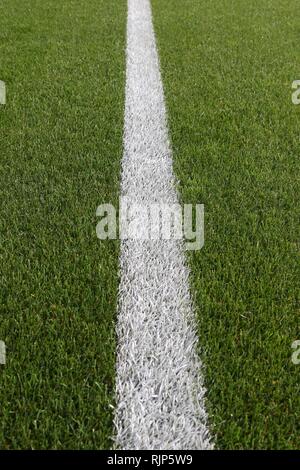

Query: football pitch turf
left=0, top=0, right=299, bottom=450
left=0, top=0, right=126, bottom=449
left=152, top=0, right=299, bottom=449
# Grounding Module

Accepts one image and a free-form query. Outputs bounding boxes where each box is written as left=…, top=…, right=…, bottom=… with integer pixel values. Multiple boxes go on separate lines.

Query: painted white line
left=114, top=0, right=213, bottom=450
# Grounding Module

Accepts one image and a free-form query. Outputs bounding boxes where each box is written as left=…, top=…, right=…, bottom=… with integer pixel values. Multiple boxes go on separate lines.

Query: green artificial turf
left=152, top=0, right=299, bottom=450
left=0, top=0, right=126, bottom=449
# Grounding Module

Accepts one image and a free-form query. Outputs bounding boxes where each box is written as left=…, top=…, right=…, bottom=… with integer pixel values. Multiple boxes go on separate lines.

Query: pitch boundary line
left=113, top=0, right=213, bottom=450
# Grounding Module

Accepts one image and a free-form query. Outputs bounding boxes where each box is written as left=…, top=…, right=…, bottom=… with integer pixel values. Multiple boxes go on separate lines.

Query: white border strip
left=114, top=0, right=213, bottom=450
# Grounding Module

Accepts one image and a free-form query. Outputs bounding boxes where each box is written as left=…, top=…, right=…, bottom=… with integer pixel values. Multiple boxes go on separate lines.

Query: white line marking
left=114, top=0, right=213, bottom=449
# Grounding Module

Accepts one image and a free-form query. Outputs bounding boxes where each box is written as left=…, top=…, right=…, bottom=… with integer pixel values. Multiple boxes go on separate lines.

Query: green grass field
left=0, top=0, right=299, bottom=450
left=152, top=0, right=299, bottom=450
left=0, top=0, right=126, bottom=449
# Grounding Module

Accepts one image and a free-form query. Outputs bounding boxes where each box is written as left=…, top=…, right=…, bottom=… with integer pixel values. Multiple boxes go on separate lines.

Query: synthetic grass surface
left=0, top=0, right=126, bottom=449
left=152, top=0, right=299, bottom=449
